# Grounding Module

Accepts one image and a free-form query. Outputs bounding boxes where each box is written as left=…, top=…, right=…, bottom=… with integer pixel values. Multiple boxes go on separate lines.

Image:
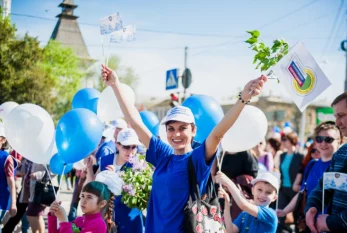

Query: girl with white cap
left=101, top=64, right=267, bottom=232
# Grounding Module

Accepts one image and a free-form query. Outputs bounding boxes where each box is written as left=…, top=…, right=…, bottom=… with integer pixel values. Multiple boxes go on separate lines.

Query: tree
left=0, top=11, right=84, bottom=122
left=39, top=40, right=84, bottom=120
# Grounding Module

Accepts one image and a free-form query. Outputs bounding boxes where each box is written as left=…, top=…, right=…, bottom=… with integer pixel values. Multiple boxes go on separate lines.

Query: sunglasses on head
left=315, top=136, right=337, bottom=144
left=122, top=145, right=137, bottom=150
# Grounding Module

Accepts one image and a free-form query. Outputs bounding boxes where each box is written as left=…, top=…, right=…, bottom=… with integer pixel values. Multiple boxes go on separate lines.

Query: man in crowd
left=305, top=92, right=347, bottom=233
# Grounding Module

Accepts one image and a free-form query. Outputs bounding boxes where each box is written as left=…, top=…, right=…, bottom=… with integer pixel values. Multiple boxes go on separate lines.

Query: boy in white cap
left=215, top=171, right=278, bottom=233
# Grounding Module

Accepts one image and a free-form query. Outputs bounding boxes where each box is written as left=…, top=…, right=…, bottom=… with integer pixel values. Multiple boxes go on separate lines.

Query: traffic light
left=170, top=93, right=179, bottom=108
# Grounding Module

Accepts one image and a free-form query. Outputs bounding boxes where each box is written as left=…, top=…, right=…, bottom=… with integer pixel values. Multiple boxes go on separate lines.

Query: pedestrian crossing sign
left=166, top=69, right=179, bottom=90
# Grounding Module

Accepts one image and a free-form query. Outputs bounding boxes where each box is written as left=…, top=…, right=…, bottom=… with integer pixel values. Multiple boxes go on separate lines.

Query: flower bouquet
left=118, top=154, right=153, bottom=211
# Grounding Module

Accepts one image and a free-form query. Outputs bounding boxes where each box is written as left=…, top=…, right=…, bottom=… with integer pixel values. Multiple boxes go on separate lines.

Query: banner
left=110, top=25, right=136, bottom=43
left=272, top=41, right=331, bottom=112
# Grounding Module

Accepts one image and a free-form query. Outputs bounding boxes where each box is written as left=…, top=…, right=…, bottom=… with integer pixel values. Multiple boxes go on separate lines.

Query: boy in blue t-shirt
left=216, top=171, right=279, bottom=233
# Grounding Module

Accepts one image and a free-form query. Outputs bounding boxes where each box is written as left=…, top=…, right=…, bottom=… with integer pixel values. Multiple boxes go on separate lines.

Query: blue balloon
left=284, top=121, right=291, bottom=128
left=140, top=111, right=160, bottom=135
left=49, top=153, right=73, bottom=175
left=72, top=88, right=100, bottom=114
left=56, top=108, right=103, bottom=164
left=182, top=95, right=224, bottom=143
left=273, top=126, right=281, bottom=133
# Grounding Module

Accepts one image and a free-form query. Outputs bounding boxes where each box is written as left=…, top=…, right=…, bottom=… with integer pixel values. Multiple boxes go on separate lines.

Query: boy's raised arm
left=215, top=171, right=259, bottom=218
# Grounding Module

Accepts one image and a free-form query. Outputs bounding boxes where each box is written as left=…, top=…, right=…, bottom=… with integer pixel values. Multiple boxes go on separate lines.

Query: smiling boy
left=215, top=171, right=279, bottom=233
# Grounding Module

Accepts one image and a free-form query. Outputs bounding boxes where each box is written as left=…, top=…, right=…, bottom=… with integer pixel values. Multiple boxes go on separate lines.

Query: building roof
left=50, top=0, right=90, bottom=59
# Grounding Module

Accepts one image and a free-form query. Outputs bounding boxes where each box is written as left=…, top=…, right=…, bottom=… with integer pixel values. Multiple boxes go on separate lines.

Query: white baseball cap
left=114, top=119, right=128, bottom=129
left=161, top=106, right=195, bottom=125
left=117, top=128, right=141, bottom=146
left=251, top=172, right=280, bottom=193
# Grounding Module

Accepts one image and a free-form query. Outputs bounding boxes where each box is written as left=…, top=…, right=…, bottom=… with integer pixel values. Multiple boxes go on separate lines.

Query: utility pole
left=0, top=0, right=11, bottom=19
left=183, top=46, right=188, bottom=101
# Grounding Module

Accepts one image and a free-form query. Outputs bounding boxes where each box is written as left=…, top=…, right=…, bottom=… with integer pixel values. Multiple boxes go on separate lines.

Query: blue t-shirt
left=95, top=140, right=116, bottom=165
left=300, top=159, right=331, bottom=196
left=281, top=153, right=294, bottom=188
left=145, top=136, right=215, bottom=233
left=233, top=206, right=277, bottom=233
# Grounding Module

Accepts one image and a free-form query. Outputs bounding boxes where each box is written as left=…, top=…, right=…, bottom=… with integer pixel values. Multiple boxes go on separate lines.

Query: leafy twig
left=246, top=30, right=289, bottom=83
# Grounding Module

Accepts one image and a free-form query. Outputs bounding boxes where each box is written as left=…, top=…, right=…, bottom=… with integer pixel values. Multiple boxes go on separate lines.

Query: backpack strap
left=187, top=155, right=201, bottom=201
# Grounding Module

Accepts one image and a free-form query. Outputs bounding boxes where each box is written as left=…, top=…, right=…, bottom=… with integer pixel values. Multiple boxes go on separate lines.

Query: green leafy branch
left=246, top=30, right=289, bottom=82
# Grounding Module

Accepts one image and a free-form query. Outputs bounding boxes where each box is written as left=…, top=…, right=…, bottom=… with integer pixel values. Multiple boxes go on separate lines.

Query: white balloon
left=97, top=84, right=135, bottom=122
left=73, top=159, right=86, bottom=170
left=0, top=102, right=19, bottom=123
left=4, top=104, right=55, bottom=164
left=221, top=105, right=268, bottom=153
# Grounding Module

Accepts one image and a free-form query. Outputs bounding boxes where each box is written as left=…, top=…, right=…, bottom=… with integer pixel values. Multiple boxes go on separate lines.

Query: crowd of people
left=0, top=65, right=347, bottom=233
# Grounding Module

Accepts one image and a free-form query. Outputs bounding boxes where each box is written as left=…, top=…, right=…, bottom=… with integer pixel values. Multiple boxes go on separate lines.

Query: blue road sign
left=165, top=69, right=179, bottom=90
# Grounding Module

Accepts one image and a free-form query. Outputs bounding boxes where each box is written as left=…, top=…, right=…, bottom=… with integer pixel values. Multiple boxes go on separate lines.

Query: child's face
left=251, top=181, right=277, bottom=207
left=79, top=192, right=106, bottom=215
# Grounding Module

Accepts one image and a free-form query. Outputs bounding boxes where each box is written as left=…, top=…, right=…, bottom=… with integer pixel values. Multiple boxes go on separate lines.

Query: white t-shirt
left=113, top=154, right=124, bottom=172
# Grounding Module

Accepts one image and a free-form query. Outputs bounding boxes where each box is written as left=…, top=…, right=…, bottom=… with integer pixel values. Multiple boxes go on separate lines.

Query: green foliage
left=120, top=154, right=153, bottom=211
left=39, top=40, right=84, bottom=120
left=246, top=30, right=289, bottom=73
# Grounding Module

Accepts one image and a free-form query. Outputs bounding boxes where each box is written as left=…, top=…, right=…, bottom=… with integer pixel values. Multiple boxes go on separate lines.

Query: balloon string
left=44, top=165, right=57, bottom=199
left=56, top=165, right=66, bottom=201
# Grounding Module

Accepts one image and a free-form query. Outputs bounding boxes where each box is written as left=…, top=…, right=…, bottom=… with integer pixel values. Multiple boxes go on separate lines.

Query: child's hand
left=50, top=201, right=68, bottom=222
left=218, top=187, right=230, bottom=204
left=215, top=171, right=231, bottom=187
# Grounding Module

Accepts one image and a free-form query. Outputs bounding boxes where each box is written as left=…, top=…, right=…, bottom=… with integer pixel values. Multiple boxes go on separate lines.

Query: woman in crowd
left=277, top=132, right=304, bottom=232
left=292, top=142, right=321, bottom=192
left=276, top=121, right=342, bottom=233
left=86, top=128, right=145, bottom=233
left=101, top=64, right=267, bottom=232
left=252, top=138, right=274, bottom=171
left=0, top=128, right=17, bottom=233
left=266, top=137, right=282, bottom=172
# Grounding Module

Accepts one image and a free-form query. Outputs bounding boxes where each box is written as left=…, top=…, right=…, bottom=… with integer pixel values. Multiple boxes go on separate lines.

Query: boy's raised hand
left=215, top=171, right=232, bottom=187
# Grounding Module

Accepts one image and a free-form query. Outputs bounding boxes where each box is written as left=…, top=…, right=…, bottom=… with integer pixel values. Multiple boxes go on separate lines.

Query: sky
left=7, top=0, right=347, bottom=105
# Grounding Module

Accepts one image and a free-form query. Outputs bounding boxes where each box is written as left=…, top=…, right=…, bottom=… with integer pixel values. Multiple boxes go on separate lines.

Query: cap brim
left=251, top=178, right=278, bottom=192
left=119, top=139, right=142, bottom=146
left=161, top=116, right=195, bottom=125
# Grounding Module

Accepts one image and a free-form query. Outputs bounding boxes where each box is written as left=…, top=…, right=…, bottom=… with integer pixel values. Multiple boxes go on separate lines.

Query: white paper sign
left=100, top=13, right=123, bottom=35
left=110, top=25, right=136, bottom=43
left=272, top=41, right=331, bottom=112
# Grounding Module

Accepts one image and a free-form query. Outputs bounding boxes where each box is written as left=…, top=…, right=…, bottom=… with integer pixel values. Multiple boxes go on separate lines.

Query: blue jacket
left=0, top=150, right=17, bottom=210
left=100, top=154, right=144, bottom=233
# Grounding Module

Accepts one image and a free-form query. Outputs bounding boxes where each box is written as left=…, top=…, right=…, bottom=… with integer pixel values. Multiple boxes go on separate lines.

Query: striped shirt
left=305, top=144, right=347, bottom=231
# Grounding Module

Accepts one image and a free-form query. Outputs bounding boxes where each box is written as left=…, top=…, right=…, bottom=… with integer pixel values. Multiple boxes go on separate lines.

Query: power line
left=321, top=0, right=345, bottom=56
left=191, top=0, right=322, bottom=56
left=10, top=13, right=240, bottom=38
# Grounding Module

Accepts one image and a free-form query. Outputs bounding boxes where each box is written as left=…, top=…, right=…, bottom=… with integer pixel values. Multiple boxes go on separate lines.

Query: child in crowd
left=216, top=171, right=279, bottom=233
left=48, top=181, right=115, bottom=233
